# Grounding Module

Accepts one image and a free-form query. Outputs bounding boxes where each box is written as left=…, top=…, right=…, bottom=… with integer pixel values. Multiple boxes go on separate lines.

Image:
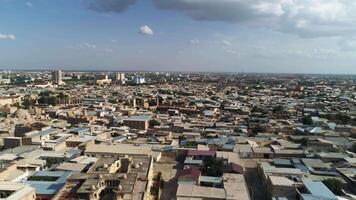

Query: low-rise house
left=187, top=149, right=216, bottom=160
left=25, top=171, right=71, bottom=200
left=54, top=155, right=153, bottom=200
left=199, top=176, right=223, bottom=188
left=0, top=182, right=36, bottom=200
left=267, top=175, right=299, bottom=199
left=123, top=116, right=150, bottom=130
left=177, top=167, right=201, bottom=185
left=297, top=178, right=338, bottom=200
left=84, top=143, right=152, bottom=157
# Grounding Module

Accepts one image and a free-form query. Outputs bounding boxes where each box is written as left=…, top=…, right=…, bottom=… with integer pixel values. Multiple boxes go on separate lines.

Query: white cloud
left=68, top=42, right=116, bottom=53
left=26, top=2, right=33, bottom=7
left=139, top=25, right=154, bottom=36
left=221, top=40, right=231, bottom=46
left=152, top=0, right=356, bottom=38
left=68, top=42, right=97, bottom=50
left=285, top=47, right=338, bottom=58
left=189, top=39, right=200, bottom=44
left=0, top=34, right=16, bottom=40
left=83, top=42, right=97, bottom=49
left=86, top=0, right=138, bottom=13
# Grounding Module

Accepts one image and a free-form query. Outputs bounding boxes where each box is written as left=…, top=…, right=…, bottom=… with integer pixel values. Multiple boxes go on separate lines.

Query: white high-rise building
left=115, top=73, right=124, bottom=80
left=133, top=76, right=145, bottom=84
left=52, top=69, right=64, bottom=85
left=115, top=72, right=126, bottom=84
left=0, top=70, right=11, bottom=84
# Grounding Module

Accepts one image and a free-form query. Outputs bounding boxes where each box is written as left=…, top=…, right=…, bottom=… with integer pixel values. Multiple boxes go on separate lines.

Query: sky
left=0, top=0, right=356, bottom=74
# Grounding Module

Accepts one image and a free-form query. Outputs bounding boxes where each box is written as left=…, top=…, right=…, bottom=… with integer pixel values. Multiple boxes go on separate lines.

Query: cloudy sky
left=1, top=0, right=356, bottom=74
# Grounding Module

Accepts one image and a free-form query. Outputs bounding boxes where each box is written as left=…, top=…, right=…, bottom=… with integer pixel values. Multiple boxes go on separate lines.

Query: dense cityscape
left=0, top=70, right=354, bottom=200
left=2, top=0, right=356, bottom=199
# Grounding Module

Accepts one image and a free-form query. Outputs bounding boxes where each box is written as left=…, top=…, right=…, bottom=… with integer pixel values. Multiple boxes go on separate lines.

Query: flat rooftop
left=85, top=143, right=151, bottom=156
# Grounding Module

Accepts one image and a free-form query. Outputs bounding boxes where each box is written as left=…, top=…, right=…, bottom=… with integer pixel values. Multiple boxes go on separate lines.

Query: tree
left=57, top=92, right=69, bottom=99
left=39, top=91, right=51, bottom=96
left=251, top=126, right=266, bottom=135
left=23, top=98, right=31, bottom=109
left=350, top=133, right=356, bottom=139
left=38, top=96, right=57, bottom=106
left=233, top=128, right=241, bottom=133
left=336, top=113, right=351, bottom=125
left=302, top=116, right=313, bottom=125
left=0, top=112, right=7, bottom=118
left=323, top=178, right=343, bottom=195
left=13, top=102, right=21, bottom=108
left=178, top=135, right=187, bottom=143
left=251, top=106, right=263, bottom=113
left=202, top=157, right=224, bottom=177
left=149, top=119, right=161, bottom=128
left=350, top=143, right=356, bottom=154
left=273, top=105, right=284, bottom=113
left=300, top=137, right=308, bottom=146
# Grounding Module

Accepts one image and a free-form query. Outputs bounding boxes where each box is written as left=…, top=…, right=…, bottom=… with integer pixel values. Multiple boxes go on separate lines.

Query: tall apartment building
left=115, top=73, right=125, bottom=81
left=133, top=76, right=145, bottom=84
left=52, top=69, right=63, bottom=85
left=115, top=72, right=125, bottom=84
left=0, top=70, right=11, bottom=84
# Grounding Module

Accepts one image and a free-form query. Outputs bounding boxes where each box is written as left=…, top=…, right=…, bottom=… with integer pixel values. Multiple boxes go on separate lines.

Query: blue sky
left=1, top=0, right=356, bottom=74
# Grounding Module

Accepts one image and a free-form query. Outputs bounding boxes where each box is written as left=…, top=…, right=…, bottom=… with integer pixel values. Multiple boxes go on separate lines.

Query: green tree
left=149, top=119, right=161, bottom=128
left=273, top=105, right=284, bottom=113
left=23, top=98, right=31, bottom=109
left=302, top=116, right=313, bottom=125
left=178, top=135, right=187, bottom=143
left=39, top=91, right=51, bottom=96
left=336, top=113, right=351, bottom=125
left=13, top=102, right=20, bottom=108
left=323, top=178, right=343, bottom=195
left=350, top=143, right=356, bottom=154
left=57, top=92, right=69, bottom=99
left=48, top=96, right=57, bottom=105
left=203, top=157, right=224, bottom=177
left=350, top=132, right=356, bottom=139
left=251, top=126, right=266, bottom=135
left=300, top=137, right=309, bottom=146
left=0, top=112, right=7, bottom=118
left=38, top=96, right=57, bottom=106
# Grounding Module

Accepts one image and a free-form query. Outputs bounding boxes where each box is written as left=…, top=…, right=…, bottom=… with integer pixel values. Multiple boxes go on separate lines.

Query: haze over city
left=1, top=0, right=356, bottom=74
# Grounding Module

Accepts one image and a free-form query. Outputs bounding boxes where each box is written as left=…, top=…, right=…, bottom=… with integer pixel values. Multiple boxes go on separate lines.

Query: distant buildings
left=123, top=116, right=150, bottom=130
left=115, top=72, right=126, bottom=84
left=51, top=69, right=64, bottom=85
left=96, top=74, right=111, bottom=85
left=133, top=76, right=145, bottom=84
left=0, top=182, right=36, bottom=200
left=0, top=72, right=355, bottom=200
left=0, top=70, right=11, bottom=85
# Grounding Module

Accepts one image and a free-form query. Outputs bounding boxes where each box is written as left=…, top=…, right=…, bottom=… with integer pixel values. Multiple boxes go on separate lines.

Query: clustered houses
left=0, top=71, right=354, bottom=200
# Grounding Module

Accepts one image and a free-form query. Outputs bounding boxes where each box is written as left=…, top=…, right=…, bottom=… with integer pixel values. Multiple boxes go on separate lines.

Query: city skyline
left=1, top=0, right=356, bottom=74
